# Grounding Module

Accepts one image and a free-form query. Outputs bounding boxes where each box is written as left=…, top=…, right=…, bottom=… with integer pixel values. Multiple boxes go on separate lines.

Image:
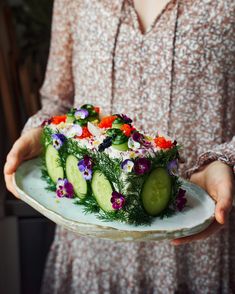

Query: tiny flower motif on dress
left=175, top=188, right=187, bottom=211
left=133, top=158, right=151, bottom=175
left=56, top=178, right=74, bottom=198
left=52, top=133, right=66, bottom=150
left=78, top=155, right=93, bottom=180
left=111, top=191, right=125, bottom=210
left=167, top=159, right=179, bottom=175
left=121, top=159, right=134, bottom=173
left=75, top=108, right=89, bottom=119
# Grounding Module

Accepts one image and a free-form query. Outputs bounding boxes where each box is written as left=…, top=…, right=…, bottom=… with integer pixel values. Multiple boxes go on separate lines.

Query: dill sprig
left=41, top=168, right=56, bottom=192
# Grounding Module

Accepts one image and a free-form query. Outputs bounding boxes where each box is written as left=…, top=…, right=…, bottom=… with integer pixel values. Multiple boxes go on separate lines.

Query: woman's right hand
left=4, top=127, right=43, bottom=198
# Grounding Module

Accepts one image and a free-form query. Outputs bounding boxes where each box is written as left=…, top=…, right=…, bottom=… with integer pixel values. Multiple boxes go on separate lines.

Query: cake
left=41, top=104, right=187, bottom=226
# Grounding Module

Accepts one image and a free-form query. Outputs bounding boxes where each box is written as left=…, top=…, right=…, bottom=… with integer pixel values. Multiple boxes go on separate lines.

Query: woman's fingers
left=214, top=184, right=233, bottom=224
left=171, top=220, right=223, bottom=245
left=4, top=173, right=19, bottom=198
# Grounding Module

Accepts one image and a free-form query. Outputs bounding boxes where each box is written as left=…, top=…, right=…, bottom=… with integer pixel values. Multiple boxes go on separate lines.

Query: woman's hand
left=172, top=160, right=234, bottom=245
left=4, top=127, right=43, bottom=198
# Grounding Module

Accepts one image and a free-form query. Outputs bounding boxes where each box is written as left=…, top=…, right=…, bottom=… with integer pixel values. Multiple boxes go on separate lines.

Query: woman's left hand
left=172, top=160, right=234, bottom=245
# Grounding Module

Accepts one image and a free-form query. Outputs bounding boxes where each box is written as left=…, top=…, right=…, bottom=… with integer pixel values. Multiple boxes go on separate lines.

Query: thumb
left=4, top=139, right=28, bottom=174
left=214, top=185, right=233, bottom=224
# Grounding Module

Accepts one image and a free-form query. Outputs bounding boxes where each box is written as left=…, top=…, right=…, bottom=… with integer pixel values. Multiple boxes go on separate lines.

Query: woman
left=4, top=0, right=235, bottom=293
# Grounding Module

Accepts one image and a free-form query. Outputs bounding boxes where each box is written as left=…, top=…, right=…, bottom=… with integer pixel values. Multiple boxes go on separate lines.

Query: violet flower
left=117, top=114, right=133, bottom=124
left=130, top=132, right=151, bottom=149
left=176, top=188, right=187, bottom=211
left=133, top=158, right=151, bottom=175
left=132, top=131, right=144, bottom=143
left=56, top=178, right=74, bottom=198
left=78, top=156, right=93, bottom=180
left=52, top=133, right=66, bottom=150
left=75, top=108, right=89, bottom=120
left=121, top=159, right=134, bottom=173
left=41, top=119, right=51, bottom=127
left=111, top=191, right=125, bottom=210
left=167, top=159, right=179, bottom=176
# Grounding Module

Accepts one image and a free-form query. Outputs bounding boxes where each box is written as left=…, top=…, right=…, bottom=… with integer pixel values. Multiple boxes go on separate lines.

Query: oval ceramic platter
left=13, top=158, right=215, bottom=242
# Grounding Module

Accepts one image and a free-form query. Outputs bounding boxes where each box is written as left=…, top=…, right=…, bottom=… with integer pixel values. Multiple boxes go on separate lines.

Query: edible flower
left=175, top=188, right=187, bottom=211
left=117, top=114, right=132, bottom=124
left=121, top=159, right=134, bottom=173
left=132, top=131, right=144, bottom=143
left=78, top=155, right=93, bottom=180
left=111, top=191, right=125, bottom=210
left=154, top=136, right=173, bottom=149
left=56, top=178, right=74, bottom=198
left=77, top=126, right=92, bottom=139
left=128, top=137, right=141, bottom=150
left=51, top=115, right=67, bottom=125
left=133, top=158, right=151, bottom=175
left=98, top=115, right=117, bottom=128
left=167, top=159, right=179, bottom=176
left=41, top=119, right=51, bottom=127
left=120, top=124, right=135, bottom=137
left=64, top=124, right=83, bottom=138
left=75, top=108, right=89, bottom=120
left=52, top=133, right=66, bottom=150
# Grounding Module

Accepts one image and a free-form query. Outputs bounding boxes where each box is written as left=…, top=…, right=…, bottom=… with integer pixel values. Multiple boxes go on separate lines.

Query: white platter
left=13, top=158, right=215, bottom=242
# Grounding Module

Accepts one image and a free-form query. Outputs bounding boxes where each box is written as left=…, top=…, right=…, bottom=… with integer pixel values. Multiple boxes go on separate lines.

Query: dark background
left=0, top=1, right=55, bottom=293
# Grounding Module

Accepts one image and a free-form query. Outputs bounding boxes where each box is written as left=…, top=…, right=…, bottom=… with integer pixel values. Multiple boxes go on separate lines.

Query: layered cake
left=41, top=104, right=186, bottom=225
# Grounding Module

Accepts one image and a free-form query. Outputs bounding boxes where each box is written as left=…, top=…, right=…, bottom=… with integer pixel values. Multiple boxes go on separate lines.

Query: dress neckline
left=127, top=0, right=175, bottom=36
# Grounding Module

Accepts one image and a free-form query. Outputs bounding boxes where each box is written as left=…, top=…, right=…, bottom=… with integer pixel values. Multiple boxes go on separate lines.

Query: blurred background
left=0, top=0, right=55, bottom=293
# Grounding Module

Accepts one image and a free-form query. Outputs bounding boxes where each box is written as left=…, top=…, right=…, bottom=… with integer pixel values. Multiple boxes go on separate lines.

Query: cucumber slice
left=111, top=142, right=129, bottom=151
left=91, top=171, right=114, bottom=212
left=66, top=155, right=87, bottom=199
left=45, top=145, right=64, bottom=183
left=141, top=168, right=172, bottom=216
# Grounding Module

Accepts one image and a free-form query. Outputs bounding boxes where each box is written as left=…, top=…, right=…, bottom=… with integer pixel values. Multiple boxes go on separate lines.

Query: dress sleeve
left=186, top=137, right=235, bottom=178
left=22, top=0, right=74, bottom=133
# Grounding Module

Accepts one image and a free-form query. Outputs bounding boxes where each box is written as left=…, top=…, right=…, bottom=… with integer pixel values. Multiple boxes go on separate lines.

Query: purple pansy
left=167, top=159, right=179, bottom=176
left=75, top=108, right=89, bottom=120
left=175, top=188, right=187, bottom=211
left=111, top=191, right=125, bottom=210
left=133, top=158, right=151, bottom=175
left=121, top=159, right=134, bottom=173
left=56, top=178, right=74, bottom=198
left=41, top=119, right=51, bottom=127
left=52, top=133, right=66, bottom=150
left=118, top=114, right=132, bottom=124
left=130, top=132, right=151, bottom=149
left=132, top=131, right=144, bottom=143
left=78, top=155, right=93, bottom=180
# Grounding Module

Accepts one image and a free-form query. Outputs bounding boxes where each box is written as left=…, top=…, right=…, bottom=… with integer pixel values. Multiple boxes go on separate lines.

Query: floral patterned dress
left=23, top=0, right=235, bottom=293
